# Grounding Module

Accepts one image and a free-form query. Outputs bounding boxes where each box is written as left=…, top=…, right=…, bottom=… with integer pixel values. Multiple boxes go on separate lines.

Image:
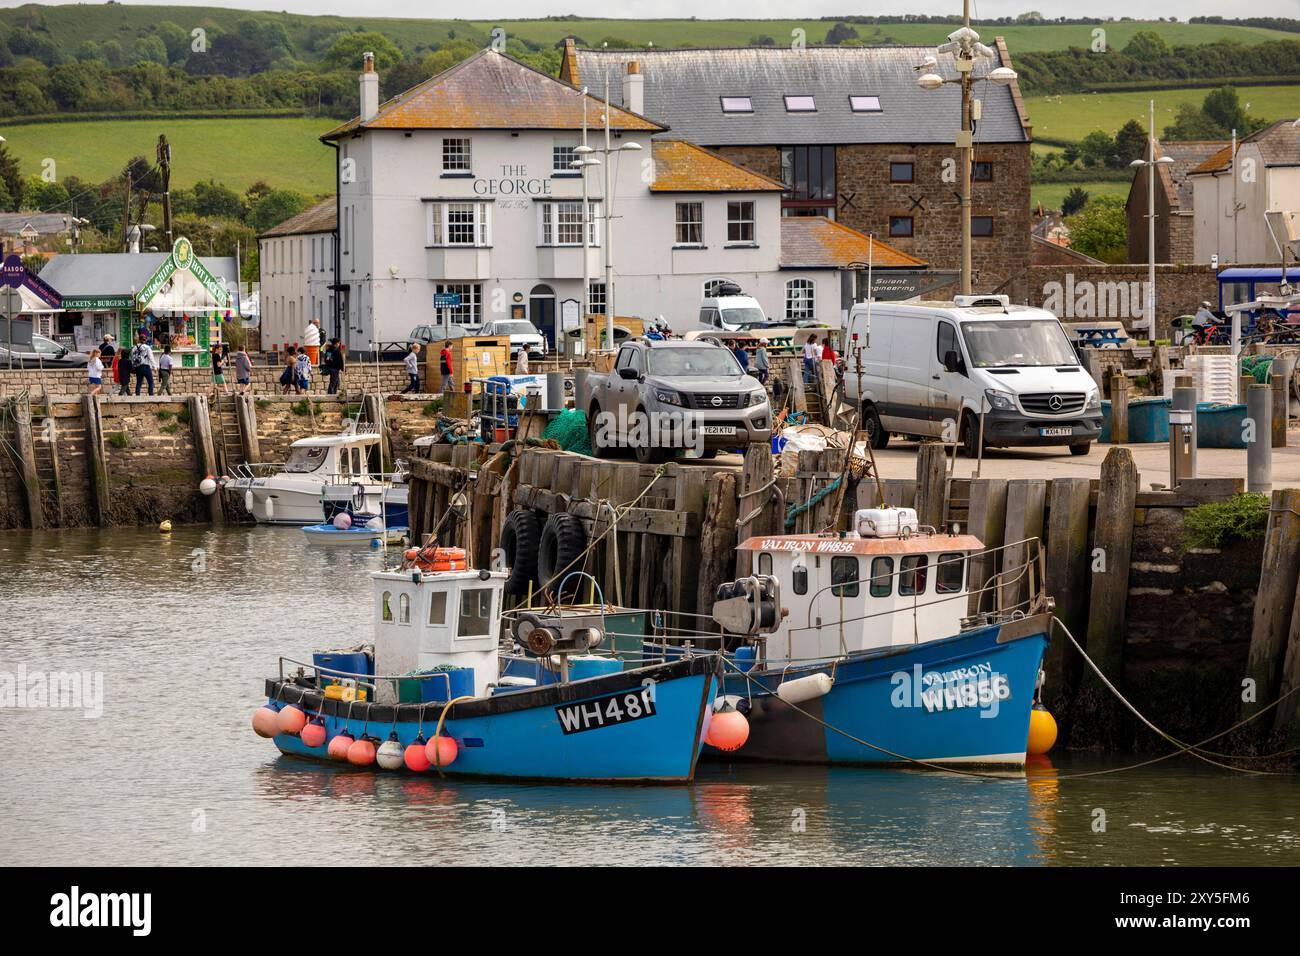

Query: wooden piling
left=81, top=395, right=111, bottom=527
left=1078, top=446, right=1138, bottom=741
left=1042, top=477, right=1092, bottom=701
left=736, top=441, right=777, bottom=575
left=363, top=394, right=393, bottom=468
left=914, top=441, right=947, bottom=530
left=999, top=479, right=1046, bottom=614
left=188, top=396, right=225, bottom=525
left=1109, top=374, right=1128, bottom=444
left=1242, top=488, right=1300, bottom=725
left=10, top=397, right=44, bottom=529
left=696, top=472, right=738, bottom=632
left=236, top=394, right=261, bottom=464
left=965, top=478, right=1008, bottom=615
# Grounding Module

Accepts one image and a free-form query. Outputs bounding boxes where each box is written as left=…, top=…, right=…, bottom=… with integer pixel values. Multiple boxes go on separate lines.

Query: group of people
left=279, top=328, right=347, bottom=396
left=802, top=334, right=838, bottom=384
left=87, top=333, right=177, bottom=398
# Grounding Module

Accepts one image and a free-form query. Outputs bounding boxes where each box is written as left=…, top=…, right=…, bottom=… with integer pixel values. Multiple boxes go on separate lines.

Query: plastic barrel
left=1196, top=402, right=1249, bottom=449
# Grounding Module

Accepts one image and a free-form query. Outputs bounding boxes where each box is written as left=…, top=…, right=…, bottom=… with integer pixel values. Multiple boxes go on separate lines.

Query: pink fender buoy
left=252, top=705, right=281, bottom=738
left=300, top=718, right=327, bottom=748
left=425, top=734, right=459, bottom=768
left=347, top=736, right=377, bottom=767
left=707, top=709, right=750, bottom=752
left=276, top=704, right=307, bottom=735
left=405, top=735, right=431, bottom=772
left=327, top=731, right=354, bottom=762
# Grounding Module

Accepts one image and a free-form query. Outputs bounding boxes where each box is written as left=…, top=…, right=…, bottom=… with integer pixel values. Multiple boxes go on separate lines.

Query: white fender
left=776, top=672, right=834, bottom=705
left=244, top=490, right=254, bottom=513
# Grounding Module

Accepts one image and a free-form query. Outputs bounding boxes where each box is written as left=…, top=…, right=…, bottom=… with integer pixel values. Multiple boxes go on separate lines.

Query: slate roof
left=1156, top=140, right=1231, bottom=209
left=650, top=140, right=784, bottom=192
left=569, top=43, right=1030, bottom=146
left=323, top=48, right=664, bottom=140
left=780, top=217, right=926, bottom=269
left=39, top=253, right=238, bottom=296
left=1191, top=119, right=1300, bottom=174
left=0, top=212, right=74, bottom=235
left=259, top=198, right=337, bottom=239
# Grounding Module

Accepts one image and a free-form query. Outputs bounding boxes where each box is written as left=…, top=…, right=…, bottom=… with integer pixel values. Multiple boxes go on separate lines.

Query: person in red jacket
left=440, top=342, right=454, bottom=393
left=821, top=338, right=837, bottom=364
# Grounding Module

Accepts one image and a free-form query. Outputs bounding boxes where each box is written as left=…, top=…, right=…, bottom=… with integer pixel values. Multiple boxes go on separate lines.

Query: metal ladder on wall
left=213, top=393, right=245, bottom=475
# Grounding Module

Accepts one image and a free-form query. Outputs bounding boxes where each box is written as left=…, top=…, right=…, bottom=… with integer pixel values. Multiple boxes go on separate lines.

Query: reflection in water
left=2, top=527, right=1298, bottom=866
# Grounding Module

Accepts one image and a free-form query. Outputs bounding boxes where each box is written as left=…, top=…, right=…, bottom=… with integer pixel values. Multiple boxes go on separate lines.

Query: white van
left=697, top=283, right=769, bottom=333
left=843, top=296, right=1102, bottom=456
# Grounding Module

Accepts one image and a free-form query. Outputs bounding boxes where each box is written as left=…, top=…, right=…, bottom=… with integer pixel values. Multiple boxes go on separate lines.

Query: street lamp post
left=596, top=64, right=642, bottom=352
left=1129, top=99, right=1175, bottom=340
left=915, top=3, right=1017, bottom=297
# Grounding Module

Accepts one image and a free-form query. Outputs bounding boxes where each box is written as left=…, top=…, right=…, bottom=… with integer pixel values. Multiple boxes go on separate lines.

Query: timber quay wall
left=407, top=438, right=1295, bottom=759
left=0, top=388, right=453, bottom=530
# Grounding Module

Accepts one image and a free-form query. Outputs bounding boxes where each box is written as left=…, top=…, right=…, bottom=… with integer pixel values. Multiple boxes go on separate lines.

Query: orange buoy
left=404, top=735, right=431, bottom=772
left=1027, top=703, right=1058, bottom=756
left=251, top=705, right=280, bottom=738
left=300, top=718, right=327, bottom=748
left=347, top=736, right=377, bottom=767
left=276, top=704, right=307, bottom=735
left=327, top=731, right=354, bottom=762
left=707, top=709, right=750, bottom=752
left=425, top=734, right=459, bottom=767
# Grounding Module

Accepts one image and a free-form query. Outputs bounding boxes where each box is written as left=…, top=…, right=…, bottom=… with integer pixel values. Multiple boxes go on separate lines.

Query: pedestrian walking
left=324, top=338, right=345, bottom=395
left=158, top=344, right=174, bottom=395
left=731, top=341, right=749, bottom=373
left=515, top=343, right=531, bottom=376
left=753, top=343, right=770, bottom=385
left=87, top=349, right=104, bottom=397
left=439, top=341, right=454, bottom=393
left=821, top=337, right=837, bottom=364
left=802, top=335, right=819, bottom=385
left=233, top=345, right=252, bottom=394
left=116, top=341, right=134, bottom=396
left=212, top=346, right=229, bottom=395
left=295, top=347, right=312, bottom=393
left=402, top=343, right=421, bottom=393
left=279, top=349, right=296, bottom=394
left=132, top=335, right=156, bottom=396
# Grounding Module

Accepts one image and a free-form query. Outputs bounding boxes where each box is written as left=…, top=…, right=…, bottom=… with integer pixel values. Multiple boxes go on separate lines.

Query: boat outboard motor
left=713, top=575, right=782, bottom=636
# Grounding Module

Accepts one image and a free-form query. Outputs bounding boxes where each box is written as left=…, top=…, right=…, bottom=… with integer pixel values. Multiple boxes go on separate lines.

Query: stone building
left=563, top=39, right=1033, bottom=300
left=1124, top=139, right=1227, bottom=265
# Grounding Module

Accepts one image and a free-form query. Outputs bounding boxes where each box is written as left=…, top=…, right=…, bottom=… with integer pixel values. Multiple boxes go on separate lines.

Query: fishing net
left=543, top=408, right=593, bottom=457
left=1241, top=355, right=1274, bottom=384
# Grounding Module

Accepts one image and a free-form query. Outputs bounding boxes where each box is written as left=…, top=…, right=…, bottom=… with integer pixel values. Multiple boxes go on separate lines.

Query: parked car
left=476, top=319, right=547, bottom=356
left=407, top=324, right=469, bottom=348
left=0, top=334, right=89, bottom=369
left=697, top=282, right=769, bottom=333
left=585, top=338, right=771, bottom=463
left=843, top=295, right=1101, bottom=457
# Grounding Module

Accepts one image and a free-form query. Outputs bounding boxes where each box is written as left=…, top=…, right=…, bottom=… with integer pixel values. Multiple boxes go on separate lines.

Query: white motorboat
left=224, top=423, right=386, bottom=525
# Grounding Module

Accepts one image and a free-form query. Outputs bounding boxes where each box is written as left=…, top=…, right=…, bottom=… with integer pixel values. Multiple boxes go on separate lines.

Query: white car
left=477, top=319, right=547, bottom=357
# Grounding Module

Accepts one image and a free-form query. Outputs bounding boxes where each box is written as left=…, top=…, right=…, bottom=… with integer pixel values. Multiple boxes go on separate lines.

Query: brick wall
left=714, top=142, right=1033, bottom=302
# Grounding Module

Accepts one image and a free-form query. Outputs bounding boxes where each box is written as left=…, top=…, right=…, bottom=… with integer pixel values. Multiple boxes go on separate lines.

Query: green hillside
left=1027, top=84, right=1300, bottom=142
left=4, top=116, right=337, bottom=194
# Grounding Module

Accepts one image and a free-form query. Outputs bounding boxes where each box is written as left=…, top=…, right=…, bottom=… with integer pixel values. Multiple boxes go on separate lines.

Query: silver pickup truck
left=585, top=339, right=772, bottom=463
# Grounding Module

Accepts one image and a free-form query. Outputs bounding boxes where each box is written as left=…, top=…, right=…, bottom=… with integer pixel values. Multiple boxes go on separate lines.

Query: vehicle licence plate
left=1039, top=427, right=1073, bottom=437
left=702, top=425, right=737, bottom=436
left=555, top=687, right=657, bottom=735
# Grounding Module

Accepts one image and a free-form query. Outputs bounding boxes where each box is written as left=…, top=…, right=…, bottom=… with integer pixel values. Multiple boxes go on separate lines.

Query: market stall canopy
left=0, top=253, right=62, bottom=313
left=38, top=245, right=238, bottom=311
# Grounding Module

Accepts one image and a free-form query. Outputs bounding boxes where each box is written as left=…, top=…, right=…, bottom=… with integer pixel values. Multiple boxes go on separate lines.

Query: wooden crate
left=427, top=335, right=510, bottom=391
left=583, top=315, right=644, bottom=353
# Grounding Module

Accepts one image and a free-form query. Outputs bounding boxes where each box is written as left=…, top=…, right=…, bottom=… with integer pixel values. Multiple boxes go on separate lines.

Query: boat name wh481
left=556, top=687, right=658, bottom=734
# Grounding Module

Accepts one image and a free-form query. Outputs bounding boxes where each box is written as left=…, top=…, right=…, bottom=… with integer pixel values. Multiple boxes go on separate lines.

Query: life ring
left=402, top=545, right=467, bottom=573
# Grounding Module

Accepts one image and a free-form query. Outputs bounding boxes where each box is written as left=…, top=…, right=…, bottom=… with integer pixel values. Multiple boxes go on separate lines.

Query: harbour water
left=3, top=526, right=1298, bottom=867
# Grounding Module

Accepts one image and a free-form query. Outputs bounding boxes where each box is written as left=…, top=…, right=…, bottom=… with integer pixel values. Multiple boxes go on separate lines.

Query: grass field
left=2, top=7, right=1296, bottom=60
left=5, top=116, right=338, bottom=195
left=1027, top=85, right=1300, bottom=141
left=1029, top=179, right=1132, bottom=212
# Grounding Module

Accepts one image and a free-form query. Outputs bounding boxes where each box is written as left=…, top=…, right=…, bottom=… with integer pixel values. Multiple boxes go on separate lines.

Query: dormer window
left=784, top=95, right=816, bottom=112
left=850, top=95, right=882, bottom=113
left=721, top=96, right=752, bottom=113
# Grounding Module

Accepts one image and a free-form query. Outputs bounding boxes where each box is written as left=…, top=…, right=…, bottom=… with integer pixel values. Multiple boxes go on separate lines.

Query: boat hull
left=301, top=524, right=408, bottom=548
left=712, top=614, right=1050, bottom=768
left=266, top=655, right=718, bottom=783
left=226, top=478, right=328, bottom=525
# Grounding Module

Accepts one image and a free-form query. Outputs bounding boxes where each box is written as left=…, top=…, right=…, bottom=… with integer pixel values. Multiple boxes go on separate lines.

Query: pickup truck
left=585, top=339, right=772, bottom=463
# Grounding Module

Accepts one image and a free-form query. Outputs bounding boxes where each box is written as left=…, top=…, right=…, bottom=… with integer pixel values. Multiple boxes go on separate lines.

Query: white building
left=257, top=197, right=337, bottom=349
left=315, top=48, right=923, bottom=353
left=1189, top=119, right=1300, bottom=265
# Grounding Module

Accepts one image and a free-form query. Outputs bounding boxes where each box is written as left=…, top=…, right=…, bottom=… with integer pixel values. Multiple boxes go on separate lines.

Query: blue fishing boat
left=253, top=550, right=718, bottom=782
left=696, top=508, right=1052, bottom=767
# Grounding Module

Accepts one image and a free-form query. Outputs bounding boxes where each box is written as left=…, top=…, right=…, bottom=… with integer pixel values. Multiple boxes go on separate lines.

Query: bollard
left=1248, top=383, right=1273, bottom=494
left=546, top=371, right=565, bottom=411
left=1109, top=373, right=1128, bottom=444
left=574, top=368, right=589, bottom=412
left=1270, top=352, right=1295, bottom=449
left=1172, top=380, right=1198, bottom=480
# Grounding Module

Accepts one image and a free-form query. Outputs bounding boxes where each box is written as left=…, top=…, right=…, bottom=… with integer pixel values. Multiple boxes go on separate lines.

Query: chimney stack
left=622, top=61, right=643, bottom=116
left=360, top=52, right=379, bottom=122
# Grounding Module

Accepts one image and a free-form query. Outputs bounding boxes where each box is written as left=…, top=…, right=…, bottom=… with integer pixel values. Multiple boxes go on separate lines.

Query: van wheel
left=1068, top=442, right=1091, bottom=457
left=862, top=404, right=888, bottom=449
left=633, top=407, right=671, bottom=464
left=960, top=412, right=983, bottom=458
left=586, top=404, right=604, bottom=458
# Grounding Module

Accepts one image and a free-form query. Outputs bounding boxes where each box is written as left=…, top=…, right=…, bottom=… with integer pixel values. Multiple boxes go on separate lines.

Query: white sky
left=2, top=1, right=1297, bottom=23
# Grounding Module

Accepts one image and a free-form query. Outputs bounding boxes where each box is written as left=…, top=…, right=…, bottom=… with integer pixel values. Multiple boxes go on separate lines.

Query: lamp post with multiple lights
left=915, top=4, right=1018, bottom=296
